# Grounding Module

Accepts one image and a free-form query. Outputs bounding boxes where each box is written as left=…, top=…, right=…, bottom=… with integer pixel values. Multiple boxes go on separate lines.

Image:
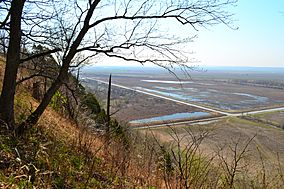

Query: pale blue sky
left=194, top=0, right=284, bottom=67
left=93, top=0, right=284, bottom=68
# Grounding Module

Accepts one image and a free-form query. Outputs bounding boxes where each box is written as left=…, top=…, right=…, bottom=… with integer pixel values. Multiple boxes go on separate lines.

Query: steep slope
left=0, top=58, right=132, bottom=188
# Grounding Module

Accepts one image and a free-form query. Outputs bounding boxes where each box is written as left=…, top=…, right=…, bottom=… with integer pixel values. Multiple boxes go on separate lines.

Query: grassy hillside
left=0, top=58, right=123, bottom=188
left=0, top=57, right=162, bottom=188
left=1, top=57, right=284, bottom=188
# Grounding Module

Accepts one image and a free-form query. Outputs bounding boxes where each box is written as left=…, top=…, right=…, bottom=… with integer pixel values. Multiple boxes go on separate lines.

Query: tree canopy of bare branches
left=0, top=0, right=237, bottom=134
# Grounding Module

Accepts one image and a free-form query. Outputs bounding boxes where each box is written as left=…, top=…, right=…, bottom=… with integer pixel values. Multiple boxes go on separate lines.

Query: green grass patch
left=227, top=117, right=272, bottom=129
left=0, top=124, right=113, bottom=188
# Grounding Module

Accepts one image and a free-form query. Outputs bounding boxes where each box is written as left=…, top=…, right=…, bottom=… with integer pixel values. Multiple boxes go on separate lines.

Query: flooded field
left=85, top=77, right=284, bottom=111
left=129, top=112, right=211, bottom=124
left=83, top=79, right=218, bottom=124
left=82, top=66, right=284, bottom=123
left=134, top=80, right=281, bottom=111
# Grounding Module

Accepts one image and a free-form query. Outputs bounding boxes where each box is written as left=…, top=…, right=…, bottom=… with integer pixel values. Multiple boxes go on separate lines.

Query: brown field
left=141, top=117, right=284, bottom=174
left=82, top=67, right=284, bottom=185
left=82, top=68, right=284, bottom=162
left=84, top=79, right=217, bottom=123
left=84, top=73, right=284, bottom=113
left=252, top=110, right=284, bottom=125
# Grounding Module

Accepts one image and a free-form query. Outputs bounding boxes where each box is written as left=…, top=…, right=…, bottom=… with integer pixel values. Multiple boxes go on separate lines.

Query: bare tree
left=0, top=30, right=8, bottom=55
left=217, top=135, right=255, bottom=189
left=0, top=0, right=60, bottom=130
left=0, top=0, right=26, bottom=130
left=0, top=0, right=237, bottom=134
left=0, top=0, right=11, bottom=30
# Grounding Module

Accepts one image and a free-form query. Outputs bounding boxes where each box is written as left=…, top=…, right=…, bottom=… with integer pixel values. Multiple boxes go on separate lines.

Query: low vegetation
left=0, top=58, right=284, bottom=188
left=1, top=0, right=283, bottom=188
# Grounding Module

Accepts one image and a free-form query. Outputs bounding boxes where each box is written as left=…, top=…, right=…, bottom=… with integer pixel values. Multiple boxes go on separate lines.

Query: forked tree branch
left=20, top=48, right=61, bottom=63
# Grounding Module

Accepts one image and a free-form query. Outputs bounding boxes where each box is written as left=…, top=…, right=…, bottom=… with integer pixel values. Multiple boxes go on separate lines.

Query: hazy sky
left=194, top=0, right=284, bottom=67
left=94, top=0, right=284, bottom=68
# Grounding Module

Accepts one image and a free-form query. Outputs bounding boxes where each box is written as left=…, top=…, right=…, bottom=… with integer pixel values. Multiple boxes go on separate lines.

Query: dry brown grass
left=2, top=55, right=284, bottom=188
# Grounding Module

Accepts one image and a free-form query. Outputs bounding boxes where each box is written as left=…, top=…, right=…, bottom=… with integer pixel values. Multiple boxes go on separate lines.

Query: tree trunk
left=16, top=0, right=99, bottom=135
left=0, top=0, right=26, bottom=130
left=16, top=71, right=67, bottom=135
left=32, top=81, right=41, bottom=100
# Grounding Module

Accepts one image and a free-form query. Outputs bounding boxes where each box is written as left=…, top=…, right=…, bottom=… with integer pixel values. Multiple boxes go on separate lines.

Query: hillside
left=0, top=57, right=126, bottom=188
left=1, top=57, right=284, bottom=189
left=0, top=57, right=167, bottom=188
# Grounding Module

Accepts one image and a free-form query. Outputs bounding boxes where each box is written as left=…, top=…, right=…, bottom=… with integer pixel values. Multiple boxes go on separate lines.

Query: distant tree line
left=228, top=79, right=284, bottom=90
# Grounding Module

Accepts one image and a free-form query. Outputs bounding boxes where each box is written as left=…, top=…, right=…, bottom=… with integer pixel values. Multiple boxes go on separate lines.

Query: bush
left=81, top=93, right=101, bottom=115
left=50, top=91, right=67, bottom=111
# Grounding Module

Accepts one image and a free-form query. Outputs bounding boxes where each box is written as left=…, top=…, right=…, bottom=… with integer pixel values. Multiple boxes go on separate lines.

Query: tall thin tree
left=0, top=0, right=26, bottom=129
left=106, top=74, right=112, bottom=132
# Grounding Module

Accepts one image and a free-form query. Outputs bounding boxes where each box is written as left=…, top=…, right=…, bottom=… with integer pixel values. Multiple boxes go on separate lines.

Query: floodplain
left=82, top=66, right=284, bottom=124
left=82, top=66, right=284, bottom=180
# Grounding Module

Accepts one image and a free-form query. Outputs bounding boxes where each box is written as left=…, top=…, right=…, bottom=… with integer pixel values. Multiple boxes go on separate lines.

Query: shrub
left=81, top=93, right=101, bottom=115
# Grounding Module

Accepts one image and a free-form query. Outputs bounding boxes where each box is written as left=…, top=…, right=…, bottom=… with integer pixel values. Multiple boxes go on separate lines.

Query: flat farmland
left=82, top=66, right=284, bottom=125
left=81, top=66, right=284, bottom=185
left=83, top=73, right=284, bottom=112
left=83, top=79, right=219, bottom=124
left=142, top=117, right=284, bottom=174
left=82, top=66, right=284, bottom=182
left=251, top=110, right=284, bottom=126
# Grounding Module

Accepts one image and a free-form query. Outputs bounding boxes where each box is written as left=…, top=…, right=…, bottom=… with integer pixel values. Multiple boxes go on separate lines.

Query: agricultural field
left=82, top=66, right=284, bottom=123
left=109, top=77, right=284, bottom=112
left=250, top=110, right=284, bottom=128
left=83, top=79, right=219, bottom=124
left=142, top=116, right=284, bottom=174
left=82, top=66, right=284, bottom=184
